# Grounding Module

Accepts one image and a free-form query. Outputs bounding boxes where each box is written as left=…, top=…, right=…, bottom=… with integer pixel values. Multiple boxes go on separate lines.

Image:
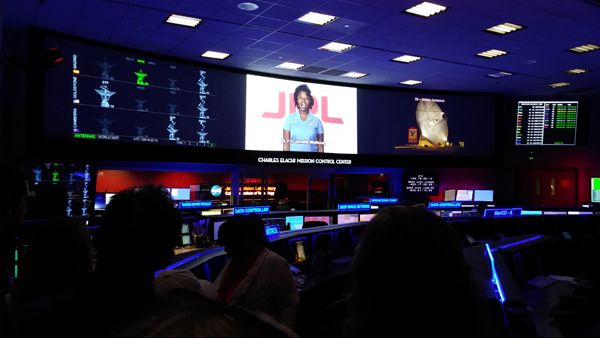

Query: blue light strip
left=485, top=243, right=506, bottom=304
left=369, top=197, right=399, bottom=204
left=155, top=247, right=224, bottom=276
left=428, top=201, right=462, bottom=209
left=521, top=210, right=542, bottom=216
left=233, top=205, right=270, bottom=215
left=178, top=201, right=212, bottom=209
left=337, top=203, right=371, bottom=211
left=493, top=235, right=544, bottom=251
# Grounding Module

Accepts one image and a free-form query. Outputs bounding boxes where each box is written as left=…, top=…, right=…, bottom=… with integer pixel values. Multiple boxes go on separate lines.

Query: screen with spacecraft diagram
left=42, top=35, right=245, bottom=149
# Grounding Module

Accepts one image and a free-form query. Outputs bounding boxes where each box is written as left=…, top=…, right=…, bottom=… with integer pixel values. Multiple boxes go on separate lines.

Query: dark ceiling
left=3, top=0, right=600, bottom=95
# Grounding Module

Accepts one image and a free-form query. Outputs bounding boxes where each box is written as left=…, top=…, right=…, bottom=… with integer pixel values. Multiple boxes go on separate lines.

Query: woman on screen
left=282, top=84, right=324, bottom=152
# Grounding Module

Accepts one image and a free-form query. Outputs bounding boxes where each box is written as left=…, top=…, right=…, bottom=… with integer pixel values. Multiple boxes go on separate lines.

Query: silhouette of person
left=344, top=206, right=505, bottom=338
left=214, top=214, right=299, bottom=329
left=13, top=185, right=182, bottom=338
left=283, top=84, right=324, bottom=152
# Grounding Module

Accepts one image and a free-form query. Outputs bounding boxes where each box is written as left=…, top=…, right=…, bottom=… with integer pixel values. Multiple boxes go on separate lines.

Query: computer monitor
left=212, top=220, right=226, bottom=241
left=337, top=213, right=359, bottom=224
left=264, top=216, right=287, bottom=231
left=359, top=213, right=376, bottom=222
left=171, top=188, right=191, bottom=201
left=474, top=189, right=494, bottom=202
left=105, top=193, right=116, bottom=204
left=94, top=193, right=107, bottom=210
left=180, top=223, right=192, bottom=247
left=444, top=189, right=457, bottom=201
left=181, top=224, right=190, bottom=234
left=304, top=216, right=331, bottom=225
left=592, top=178, right=600, bottom=203
left=456, top=189, right=474, bottom=202
left=285, top=215, right=304, bottom=231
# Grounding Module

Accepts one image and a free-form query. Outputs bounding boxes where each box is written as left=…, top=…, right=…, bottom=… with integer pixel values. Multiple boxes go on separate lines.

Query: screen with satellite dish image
left=357, top=88, right=497, bottom=157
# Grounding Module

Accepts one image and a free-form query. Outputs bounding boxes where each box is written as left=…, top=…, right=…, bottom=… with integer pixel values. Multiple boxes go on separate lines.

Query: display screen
left=474, top=189, right=494, bottom=202
left=212, top=220, right=226, bottom=241
left=456, top=189, right=474, bottom=201
left=291, top=238, right=308, bottom=264
left=40, top=33, right=497, bottom=163
left=285, top=215, right=304, bottom=231
left=515, top=101, right=578, bottom=145
left=181, top=224, right=190, bottom=234
left=94, top=193, right=107, bottom=210
left=304, top=216, right=331, bottom=225
left=170, top=188, right=191, bottom=201
left=444, top=189, right=457, bottom=201
left=43, top=35, right=244, bottom=149
left=592, top=178, right=600, bottom=203
left=338, top=214, right=359, bottom=224
left=245, top=75, right=357, bottom=154
left=403, top=171, right=439, bottom=195
left=27, top=162, right=93, bottom=218
left=359, top=213, right=376, bottom=222
left=358, top=90, right=496, bottom=157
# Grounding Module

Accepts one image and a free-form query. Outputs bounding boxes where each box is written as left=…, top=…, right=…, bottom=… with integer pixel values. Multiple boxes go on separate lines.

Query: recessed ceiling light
left=400, top=80, right=422, bottom=86
left=568, top=44, right=599, bottom=53
left=476, top=49, right=508, bottom=58
left=166, top=14, right=202, bottom=28
left=487, top=71, right=512, bottom=78
left=201, top=51, right=230, bottom=60
left=567, top=68, right=589, bottom=74
left=275, top=62, right=305, bottom=70
left=237, top=2, right=259, bottom=11
left=405, top=2, right=447, bottom=17
left=549, top=82, right=570, bottom=88
left=485, top=22, right=523, bottom=35
left=392, top=55, right=421, bottom=63
left=319, top=41, right=355, bottom=53
left=341, top=71, right=368, bottom=79
left=297, top=12, right=338, bottom=26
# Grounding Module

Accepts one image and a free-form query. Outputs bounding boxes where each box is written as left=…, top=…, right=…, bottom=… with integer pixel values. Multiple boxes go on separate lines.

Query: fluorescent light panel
left=400, top=80, right=422, bottom=86
left=341, top=71, right=368, bottom=79
left=166, top=14, right=201, bottom=27
left=276, top=62, right=304, bottom=70
left=392, top=55, right=421, bottom=63
left=549, top=82, right=570, bottom=88
left=319, top=41, right=354, bottom=53
left=486, top=22, right=523, bottom=35
left=569, top=44, right=599, bottom=53
left=567, top=68, right=589, bottom=74
left=297, top=12, right=338, bottom=25
left=477, top=49, right=507, bottom=58
left=487, top=71, right=512, bottom=78
left=405, top=2, right=447, bottom=17
left=201, top=51, right=230, bottom=60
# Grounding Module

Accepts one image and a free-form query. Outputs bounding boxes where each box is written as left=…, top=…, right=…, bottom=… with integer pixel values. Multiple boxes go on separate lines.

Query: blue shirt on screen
left=283, top=111, right=324, bottom=152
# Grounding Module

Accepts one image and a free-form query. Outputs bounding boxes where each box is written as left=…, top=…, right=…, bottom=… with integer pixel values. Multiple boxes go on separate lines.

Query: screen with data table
left=515, top=101, right=578, bottom=145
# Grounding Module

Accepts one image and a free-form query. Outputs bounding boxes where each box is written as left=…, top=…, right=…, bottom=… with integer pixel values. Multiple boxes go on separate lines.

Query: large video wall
left=39, top=33, right=497, bottom=164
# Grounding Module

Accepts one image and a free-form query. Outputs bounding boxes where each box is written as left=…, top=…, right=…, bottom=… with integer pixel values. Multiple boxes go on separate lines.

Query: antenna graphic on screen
left=394, top=97, right=465, bottom=153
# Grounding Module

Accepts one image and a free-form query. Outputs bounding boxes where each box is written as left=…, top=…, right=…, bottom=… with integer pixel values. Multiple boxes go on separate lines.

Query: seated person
left=214, top=214, right=299, bottom=329
left=344, top=206, right=506, bottom=338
